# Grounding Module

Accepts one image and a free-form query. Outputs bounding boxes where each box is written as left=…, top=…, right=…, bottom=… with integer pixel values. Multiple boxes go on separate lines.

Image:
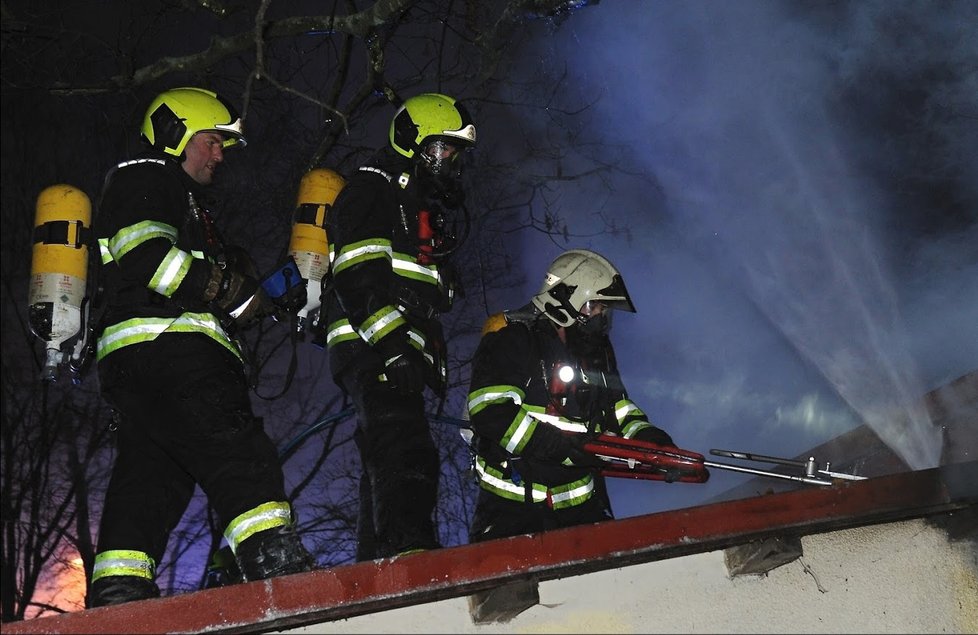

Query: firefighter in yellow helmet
left=321, top=92, right=476, bottom=560
left=88, top=87, right=315, bottom=607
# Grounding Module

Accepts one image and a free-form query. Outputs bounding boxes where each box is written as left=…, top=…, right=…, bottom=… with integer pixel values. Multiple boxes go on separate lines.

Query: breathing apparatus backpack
left=28, top=184, right=99, bottom=384
left=287, top=168, right=346, bottom=339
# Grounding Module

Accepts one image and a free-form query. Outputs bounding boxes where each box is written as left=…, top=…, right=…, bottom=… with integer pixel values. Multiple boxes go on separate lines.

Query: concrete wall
left=279, top=516, right=977, bottom=634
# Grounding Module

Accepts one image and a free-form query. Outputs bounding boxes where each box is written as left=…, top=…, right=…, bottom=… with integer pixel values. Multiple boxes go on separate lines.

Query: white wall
left=277, top=517, right=977, bottom=634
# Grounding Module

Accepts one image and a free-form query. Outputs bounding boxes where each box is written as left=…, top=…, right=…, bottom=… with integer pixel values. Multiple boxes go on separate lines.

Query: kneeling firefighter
left=88, top=87, right=315, bottom=607
left=466, top=249, right=678, bottom=541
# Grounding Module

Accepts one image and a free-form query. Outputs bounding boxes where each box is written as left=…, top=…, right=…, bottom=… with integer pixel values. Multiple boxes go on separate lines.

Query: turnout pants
left=339, top=355, right=442, bottom=560
left=95, top=333, right=289, bottom=565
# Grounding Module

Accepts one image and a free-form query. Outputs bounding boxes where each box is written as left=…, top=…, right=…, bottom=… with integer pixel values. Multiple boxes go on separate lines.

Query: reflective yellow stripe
left=467, top=385, right=525, bottom=416
left=503, top=409, right=538, bottom=454
left=474, top=457, right=548, bottom=503
left=474, top=457, right=594, bottom=508
left=333, top=239, right=390, bottom=274
left=325, top=319, right=359, bottom=347
left=359, top=305, right=405, bottom=345
left=527, top=410, right=589, bottom=433
left=148, top=245, right=194, bottom=296
left=97, top=313, right=240, bottom=361
left=107, top=220, right=177, bottom=260
left=391, top=251, right=440, bottom=285
left=224, top=501, right=293, bottom=552
left=616, top=398, right=653, bottom=438
left=92, top=550, right=156, bottom=582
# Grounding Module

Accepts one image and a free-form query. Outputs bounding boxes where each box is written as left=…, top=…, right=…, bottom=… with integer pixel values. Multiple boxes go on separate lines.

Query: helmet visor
left=213, top=119, right=246, bottom=148
left=593, top=274, right=635, bottom=312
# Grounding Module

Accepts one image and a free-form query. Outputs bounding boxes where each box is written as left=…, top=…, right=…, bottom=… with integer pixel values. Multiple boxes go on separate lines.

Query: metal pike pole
left=705, top=449, right=868, bottom=487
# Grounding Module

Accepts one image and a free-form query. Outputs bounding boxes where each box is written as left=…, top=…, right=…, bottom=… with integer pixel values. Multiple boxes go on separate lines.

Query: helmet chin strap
left=546, top=285, right=612, bottom=336
left=547, top=284, right=587, bottom=328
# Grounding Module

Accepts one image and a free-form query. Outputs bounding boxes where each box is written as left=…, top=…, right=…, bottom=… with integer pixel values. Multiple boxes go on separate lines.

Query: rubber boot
left=88, top=575, right=161, bottom=608
left=235, top=524, right=317, bottom=582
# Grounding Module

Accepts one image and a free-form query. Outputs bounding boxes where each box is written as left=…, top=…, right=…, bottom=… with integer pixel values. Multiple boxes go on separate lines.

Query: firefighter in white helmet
left=466, top=249, right=676, bottom=542
left=88, top=87, right=314, bottom=607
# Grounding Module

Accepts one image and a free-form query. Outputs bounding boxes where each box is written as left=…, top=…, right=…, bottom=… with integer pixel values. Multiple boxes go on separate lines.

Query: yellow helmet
left=141, top=87, right=246, bottom=157
left=389, top=93, right=476, bottom=177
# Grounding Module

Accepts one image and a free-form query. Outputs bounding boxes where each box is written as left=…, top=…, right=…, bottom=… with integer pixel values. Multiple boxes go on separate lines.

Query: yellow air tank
left=29, top=184, right=92, bottom=382
left=288, top=168, right=346, bottom=333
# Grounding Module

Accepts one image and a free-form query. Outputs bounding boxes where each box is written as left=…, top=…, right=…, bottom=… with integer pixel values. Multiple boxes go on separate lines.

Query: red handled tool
left=582, top=433, right=711, bottom=484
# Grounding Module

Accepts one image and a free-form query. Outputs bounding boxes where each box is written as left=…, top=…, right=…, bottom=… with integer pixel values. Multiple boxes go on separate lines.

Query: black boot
left=235, top=525, right=317, bottom=582
left=88, top=575, right=161, bottom=608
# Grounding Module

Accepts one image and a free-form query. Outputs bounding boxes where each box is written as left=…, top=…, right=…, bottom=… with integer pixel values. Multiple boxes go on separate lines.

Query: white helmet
left=531, top=249, right=635, bottom=330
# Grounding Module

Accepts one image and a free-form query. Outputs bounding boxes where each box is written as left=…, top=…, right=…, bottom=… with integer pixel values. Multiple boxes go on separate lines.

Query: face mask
left=577, top=300, right=613, bottom=337
left=579, top=311, right=612, bottom=337
left=420, top=139, right=462, bottom=178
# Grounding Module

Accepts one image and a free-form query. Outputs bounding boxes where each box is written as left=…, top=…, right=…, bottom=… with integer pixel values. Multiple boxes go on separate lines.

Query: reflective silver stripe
left=474, top=458, right=548, bottom=503
left=333, top=240, right=391, bottom=274
left=99, top=238, right=112, bottom=264
left=359, top=306, right=405, bottom=344
left=473, top=458, right=594, bottom=509
left=545, top=474, right=597, bottom=509
left=467, top=386, right=524, bottom=417
left=224, top=501, right=293, bottom=552
left=503, top=409, right=538, bottom=455
left=97, top=313, right=239, bottom=361
left=621, top=419, right=653, bottom=438
left=616, top=399, right=653, bottom=438
left=92, top=550, right=155, bottom=582
left=358, top=166, right=393, bottom=181
left=391, top=253, right=440, bottom=285
left=228, top=293, right=256, bottom=319
left=149, top=245, right=193, bottom=296
left=615, top=400, right=644, bottom=421
left=326, top=320, right=360, bottom=347
left=108, top=221, right=177, bottom=260
left=527, top=410, right=589, bottom=433
left=550, top=480, right=594, bottom=507
left=405, top=328, right=434, bottom=364
left=117, top=158, right=167, bottom=169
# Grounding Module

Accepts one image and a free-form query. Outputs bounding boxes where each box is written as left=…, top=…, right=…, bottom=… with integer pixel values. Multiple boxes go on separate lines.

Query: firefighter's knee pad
left=88, top=575, right=161, bottom=608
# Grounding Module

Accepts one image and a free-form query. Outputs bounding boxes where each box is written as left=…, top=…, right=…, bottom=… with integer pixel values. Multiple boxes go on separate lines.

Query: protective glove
left=223, top=245, right=259, bottom=278
left=227, top=286, right=274, bottom=331
left=206, top=262, right=273, bottom=331
left=381, top=346, right=427, bottom=395
left=637, top=425, right=675, bottom=448
left=561, top=434, right=606, bottom=469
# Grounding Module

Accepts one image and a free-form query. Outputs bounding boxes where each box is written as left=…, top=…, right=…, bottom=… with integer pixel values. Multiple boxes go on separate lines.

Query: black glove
left=207, top=262, right=273, bottom=331
left=381, top=347, right=427, bottom=395
left=637, top=426, right=675, bottom=448
left=562, top=434, right=606, bottom=469
left=223, top=245, right=259, bottom=278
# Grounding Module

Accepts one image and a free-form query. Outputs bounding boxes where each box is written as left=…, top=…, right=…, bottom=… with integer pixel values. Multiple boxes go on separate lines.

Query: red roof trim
left=7, top=460, right=975, bottom=635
